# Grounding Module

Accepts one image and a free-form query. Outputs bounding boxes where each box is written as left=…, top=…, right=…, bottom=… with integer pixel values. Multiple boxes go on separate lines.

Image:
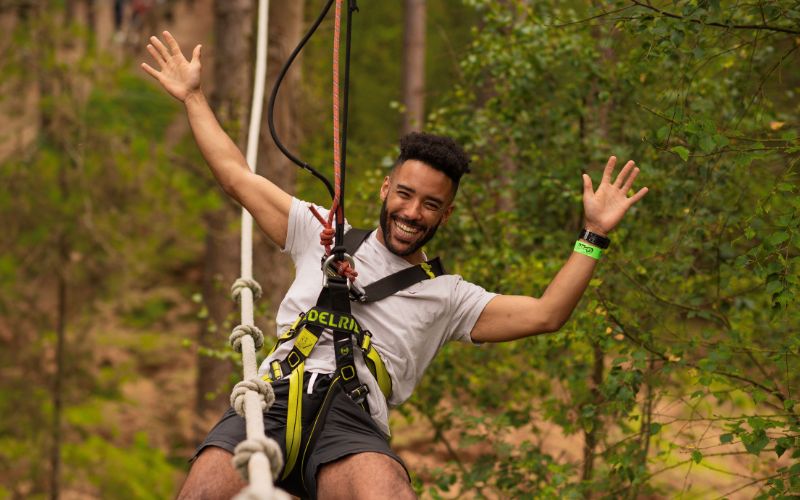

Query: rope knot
left=336, top=259, right=358, bottom=282
left=230, top=324, right=264, bottom=353
left=230, top=378, right=276, bottom=417
left=232, top=435, right=284, bottom=482
left=319, top=226, right=335, bottom=247
left=232, top=278, right=263, bottom=303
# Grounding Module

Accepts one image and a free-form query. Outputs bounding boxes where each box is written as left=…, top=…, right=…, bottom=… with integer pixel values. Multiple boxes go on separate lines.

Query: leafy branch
left=630, top=0, right=800, bottom=35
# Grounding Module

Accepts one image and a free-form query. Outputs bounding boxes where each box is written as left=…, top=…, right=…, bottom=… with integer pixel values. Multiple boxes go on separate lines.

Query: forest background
left=1, top=0, right=798, bottom=498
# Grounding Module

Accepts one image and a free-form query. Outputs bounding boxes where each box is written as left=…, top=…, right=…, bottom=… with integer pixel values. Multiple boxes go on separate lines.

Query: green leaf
left=742, top=429, right=769, bottom=454
left=768, top=232, right=789, bottom=246
left=766, top=279, right=784, bottom=295
left=671, top=146, right=690, bottom=162
left=699, top=134, right=716, bottom=153
left=719, top=433, right=734, bottom=444
left=691, top=450, right=702, bottom=463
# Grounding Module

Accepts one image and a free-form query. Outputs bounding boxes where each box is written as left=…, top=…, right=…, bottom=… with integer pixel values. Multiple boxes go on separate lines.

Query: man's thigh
left=177, top=446, right=245, bottom=499
left=316, top=452, right=415, bottom=500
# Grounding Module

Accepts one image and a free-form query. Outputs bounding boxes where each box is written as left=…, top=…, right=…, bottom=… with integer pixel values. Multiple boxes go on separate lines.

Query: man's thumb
left=192, top=44, right=202, bottom=63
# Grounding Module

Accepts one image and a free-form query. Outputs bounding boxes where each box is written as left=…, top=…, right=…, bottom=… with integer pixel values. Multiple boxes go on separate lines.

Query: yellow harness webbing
left=262, top=313, right=393, bottom=481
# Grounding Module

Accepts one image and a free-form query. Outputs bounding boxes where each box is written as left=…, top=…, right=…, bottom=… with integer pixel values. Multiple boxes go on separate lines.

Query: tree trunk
left=582, top=340, right=604, bottom=486
left=401, top=0, right=426, bottom=135
left=253, top=0, right=303, bottom=317
left=195, top=0, right=254, bottom=426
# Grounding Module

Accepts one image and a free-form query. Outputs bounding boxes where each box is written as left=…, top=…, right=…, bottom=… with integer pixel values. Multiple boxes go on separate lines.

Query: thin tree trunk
left=195, top=0, right=254, bottom=425
left=34, top=5, right=64, bottom=497
left=253, top=0, right=303, bottom=315
left=401, top=0, right=426, bottom=134
left=51, top=225, right=67, bottom=500
left=582, top=340, right=604, bottom=486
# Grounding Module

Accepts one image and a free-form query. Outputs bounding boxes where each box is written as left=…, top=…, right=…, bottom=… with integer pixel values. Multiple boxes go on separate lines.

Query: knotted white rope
left=230, top=324, right=265, bottom=352
left=233, top=435, right=284, bottom=481
left=227, top=0, right=287, bottom=498
left=232, top=277, right=263, bottom=303
left=230, top=377, right=275, bottom=416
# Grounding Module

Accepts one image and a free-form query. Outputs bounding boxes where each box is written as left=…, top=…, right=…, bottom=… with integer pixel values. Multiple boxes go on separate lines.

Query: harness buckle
left=347, top=384, right=369, bottom=405
left=348, top=284, right=367, bottom=303
left=322, top=252, right=356, bottom=282
left=358, top=330, right=372, bottom=351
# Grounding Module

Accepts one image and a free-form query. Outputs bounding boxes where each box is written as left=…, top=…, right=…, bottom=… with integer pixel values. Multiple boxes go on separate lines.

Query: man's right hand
left=141, top=31, right=202, bottom=103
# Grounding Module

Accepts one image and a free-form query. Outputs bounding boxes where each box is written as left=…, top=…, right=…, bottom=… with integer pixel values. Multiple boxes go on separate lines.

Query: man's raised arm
left=470, top=156, right=649, bottom=343
left=141, top=31, right=292, bottom=248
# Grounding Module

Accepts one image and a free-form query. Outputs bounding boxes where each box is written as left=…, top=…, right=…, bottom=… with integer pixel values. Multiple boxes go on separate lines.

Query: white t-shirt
left=258, top=197, right=496, bottom=435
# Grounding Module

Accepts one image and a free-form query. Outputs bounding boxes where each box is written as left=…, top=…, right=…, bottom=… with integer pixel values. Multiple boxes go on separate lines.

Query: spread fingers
left=613, top=160, right=635, bottom=188
left=146, top=43, right=166, bottom=67
left=149, top=35, right=171, bottom=61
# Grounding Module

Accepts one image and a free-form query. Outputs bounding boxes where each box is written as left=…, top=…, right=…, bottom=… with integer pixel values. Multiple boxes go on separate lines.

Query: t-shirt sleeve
left=283, top=197, right=330, bottom=261
left=447, top=277, right=497, bottom=344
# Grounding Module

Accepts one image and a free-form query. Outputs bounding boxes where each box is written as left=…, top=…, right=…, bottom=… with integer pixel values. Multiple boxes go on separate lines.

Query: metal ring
left=322, top=253, right=355, bottom=278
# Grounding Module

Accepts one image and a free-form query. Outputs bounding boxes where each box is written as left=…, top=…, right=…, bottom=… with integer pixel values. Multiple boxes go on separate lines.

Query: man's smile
left=392, top=218, right=424, bottom=240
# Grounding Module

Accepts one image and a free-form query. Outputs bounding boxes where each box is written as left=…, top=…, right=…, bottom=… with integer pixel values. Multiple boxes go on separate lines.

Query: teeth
left=396, top=221, right=420, bottom=235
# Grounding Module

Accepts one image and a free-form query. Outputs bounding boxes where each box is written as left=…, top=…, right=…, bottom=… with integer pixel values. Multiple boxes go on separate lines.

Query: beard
left=379, top=199, right=441, bottom=257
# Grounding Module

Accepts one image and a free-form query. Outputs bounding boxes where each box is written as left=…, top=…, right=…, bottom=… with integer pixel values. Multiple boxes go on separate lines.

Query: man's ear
left=380, top=176, right=390, bottom=201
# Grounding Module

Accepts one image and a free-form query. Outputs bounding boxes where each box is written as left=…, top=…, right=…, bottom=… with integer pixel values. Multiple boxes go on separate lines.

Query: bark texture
left=253, top=0, right=303, bottom=316
left=401, top=0, right=426, bottom=134
left=195, top=0, right=254, bottom=424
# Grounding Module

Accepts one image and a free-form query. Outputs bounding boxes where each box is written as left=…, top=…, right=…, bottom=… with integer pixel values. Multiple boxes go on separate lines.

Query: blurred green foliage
left=409, top=0, right=800, bottom=497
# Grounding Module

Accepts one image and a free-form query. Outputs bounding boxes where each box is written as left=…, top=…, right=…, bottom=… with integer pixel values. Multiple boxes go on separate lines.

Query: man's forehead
left=390, top=160, right=454, bottom=192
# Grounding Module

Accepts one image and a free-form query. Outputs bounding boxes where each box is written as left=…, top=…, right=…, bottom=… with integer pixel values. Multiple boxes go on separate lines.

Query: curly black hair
left=395, top=132, right=471, bottom=191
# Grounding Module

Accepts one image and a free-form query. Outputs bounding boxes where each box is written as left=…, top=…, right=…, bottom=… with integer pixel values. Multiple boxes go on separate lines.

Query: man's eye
left=424, top=202, right=440, bottom=211
left=397, top=191, right=411, bottom=198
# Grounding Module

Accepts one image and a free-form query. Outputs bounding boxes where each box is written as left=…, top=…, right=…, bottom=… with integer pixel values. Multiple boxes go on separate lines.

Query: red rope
left=329, top=0, right=342, bottom=230
left=308, top=0, right=357, bottom=283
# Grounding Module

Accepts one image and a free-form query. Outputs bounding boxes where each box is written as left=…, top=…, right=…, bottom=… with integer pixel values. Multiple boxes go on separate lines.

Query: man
left=142, top=32, right=648, bottom=500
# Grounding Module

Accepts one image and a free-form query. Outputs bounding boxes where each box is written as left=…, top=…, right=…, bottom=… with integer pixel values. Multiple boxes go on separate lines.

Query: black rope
left=268, top=0, right=336, bottom=199
left=334, top=0, right=358, bottom=252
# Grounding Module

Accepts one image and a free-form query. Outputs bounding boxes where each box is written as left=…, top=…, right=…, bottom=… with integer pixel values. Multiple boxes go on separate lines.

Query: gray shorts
left=192, top=372, right=407, bottom=499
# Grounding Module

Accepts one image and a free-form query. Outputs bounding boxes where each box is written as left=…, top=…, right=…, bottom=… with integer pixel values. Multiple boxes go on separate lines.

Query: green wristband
left=574, top=240, right=602, bottom=260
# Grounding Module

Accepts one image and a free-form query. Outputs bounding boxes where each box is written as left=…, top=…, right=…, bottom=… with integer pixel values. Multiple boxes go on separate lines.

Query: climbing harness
left=260, top=227, right=447, bottom=483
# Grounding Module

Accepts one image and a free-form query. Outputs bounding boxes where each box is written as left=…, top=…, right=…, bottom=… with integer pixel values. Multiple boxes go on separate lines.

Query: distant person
left=142, top=31, right=648, bottom=500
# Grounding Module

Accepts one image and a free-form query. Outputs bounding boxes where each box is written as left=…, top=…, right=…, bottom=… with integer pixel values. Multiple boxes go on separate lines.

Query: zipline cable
left=268, top=0, right=336, bottom=199
left=335, top=0, right=358, bottom=251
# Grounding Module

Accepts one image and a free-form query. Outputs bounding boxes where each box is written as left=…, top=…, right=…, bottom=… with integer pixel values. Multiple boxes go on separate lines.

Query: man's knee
left=317, top=452, right=415, bottom=500
left=178, top=446, right=246, bottom=500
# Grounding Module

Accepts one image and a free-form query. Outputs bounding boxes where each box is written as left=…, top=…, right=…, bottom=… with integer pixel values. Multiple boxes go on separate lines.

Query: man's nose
left=399, top=200, right=424, bottom=221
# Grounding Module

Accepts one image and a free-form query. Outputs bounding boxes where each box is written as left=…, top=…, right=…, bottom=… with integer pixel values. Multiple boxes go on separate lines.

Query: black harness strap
left=343, top=228, right=448, bottom=303
left=317, top=276, right=369, bottom=405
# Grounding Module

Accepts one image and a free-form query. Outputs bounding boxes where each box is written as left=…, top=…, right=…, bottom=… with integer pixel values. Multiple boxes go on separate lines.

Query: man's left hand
left=582, top=156, right=649, bottom=236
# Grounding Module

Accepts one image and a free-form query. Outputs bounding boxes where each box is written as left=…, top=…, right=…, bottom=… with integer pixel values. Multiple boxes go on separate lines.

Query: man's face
left=378, top=160, right=455, bottom=259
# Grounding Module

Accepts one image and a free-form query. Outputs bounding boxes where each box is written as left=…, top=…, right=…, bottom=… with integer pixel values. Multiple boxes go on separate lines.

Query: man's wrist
left=582, top=222, right=608, bottom=237
left=183, top=89, right=205, bottom=106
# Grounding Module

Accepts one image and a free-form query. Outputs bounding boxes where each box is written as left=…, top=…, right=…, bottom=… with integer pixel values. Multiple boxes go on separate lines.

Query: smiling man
left=378, top=141, right=460, bottom=260
left=142, top=32, right=648, bottom=500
